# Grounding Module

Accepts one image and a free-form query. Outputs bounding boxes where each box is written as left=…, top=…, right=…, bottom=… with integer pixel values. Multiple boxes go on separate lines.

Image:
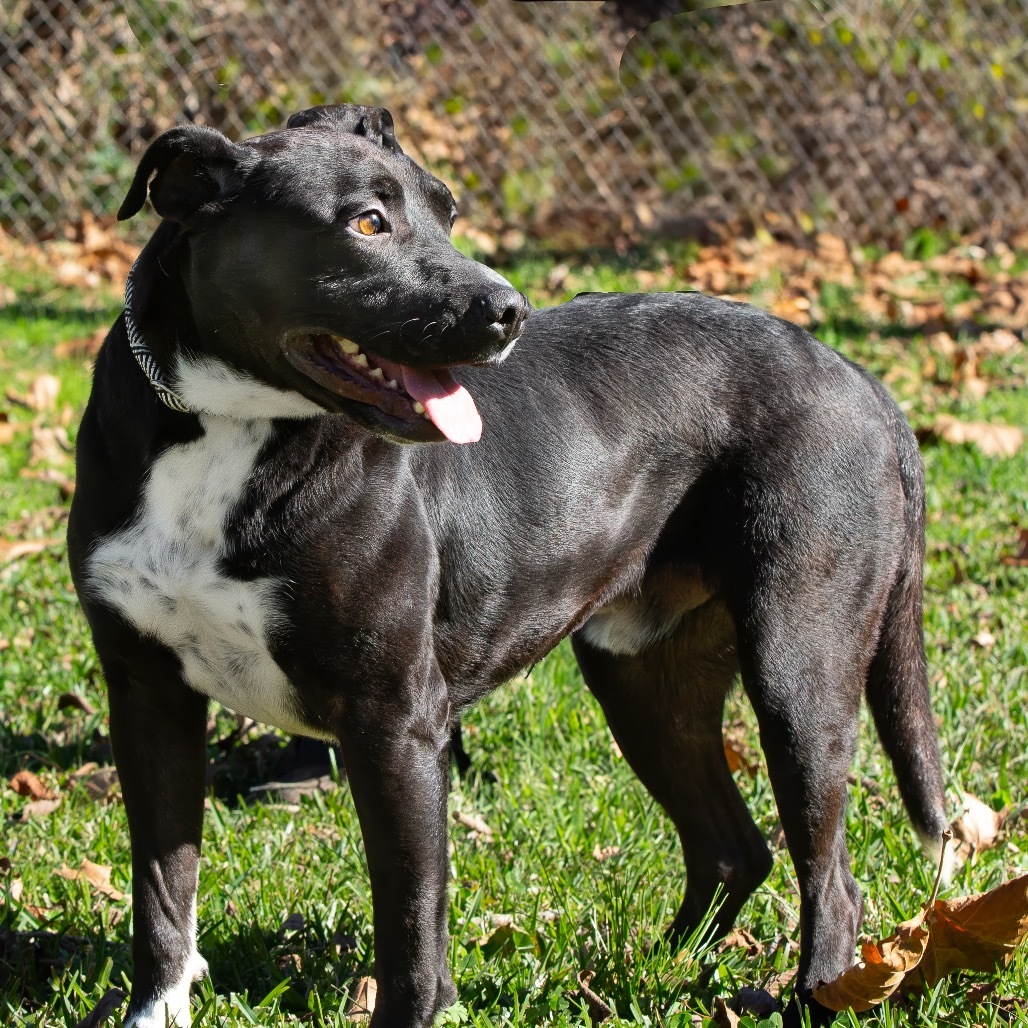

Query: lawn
left=1, top=230, right=1026, bottom=1027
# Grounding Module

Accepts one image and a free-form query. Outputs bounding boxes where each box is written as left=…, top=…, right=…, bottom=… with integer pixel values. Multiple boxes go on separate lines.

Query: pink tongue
left=398, top=366, right=483, bottom=444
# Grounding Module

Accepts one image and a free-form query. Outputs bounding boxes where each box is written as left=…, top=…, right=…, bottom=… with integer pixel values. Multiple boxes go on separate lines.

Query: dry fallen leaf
left=0, top=420, right=23, bottom=445
left=815, top=870, right=1028, bottom=1012
left=1001, top=528, right=1028, bottom=567
left=972, top=629, right=996, bottom=649
left=950, top=792, right=1007, bottom=867
left=576, top=969, right=614, bottom=1022
left=26, top=374, right=60, bottom=412
left=813, top=915, right=929, bottom=1012
left=929, top=416, right=1023, bottom=458
left=56, top=859, right=126, bottom=901
left=18, top=797, right=61, bottom=819
left=710, top=996, right=740, bottom=1027
left=720, top=927, right=764, bottom=958
left=592, top=843, right=620, bottom=861
left=0, top=537, right=63, bottom=564
left=72, top=986, right=127, bottom=1028
left=54, top=326, right=106, bottom=359
left=71, top=766, right=120, bottom=802
left=917, top=874, right=1028, bottom=987
left=58, top=692, right=98, bottom=716
left=9, top=768, right=53, bottom=800
left=453, top=809, right=494, bottom=840
left=345, top=976, right=377, bottom=1021
left=28, top=425, right=71, bottom=467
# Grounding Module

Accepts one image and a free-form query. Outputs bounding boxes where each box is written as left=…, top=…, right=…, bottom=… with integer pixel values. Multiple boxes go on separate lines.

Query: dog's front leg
left=338, top=671, right=456, bottom=1028
left=106, top=659, right=209, bottom=1028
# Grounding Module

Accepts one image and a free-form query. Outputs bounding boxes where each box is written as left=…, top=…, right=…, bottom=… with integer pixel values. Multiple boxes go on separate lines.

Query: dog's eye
left=350, top=211, right=386, bottom=236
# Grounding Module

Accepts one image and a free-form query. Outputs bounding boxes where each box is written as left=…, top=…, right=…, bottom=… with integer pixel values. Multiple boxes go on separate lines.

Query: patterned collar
left=123, top=257, right=191, bottom=413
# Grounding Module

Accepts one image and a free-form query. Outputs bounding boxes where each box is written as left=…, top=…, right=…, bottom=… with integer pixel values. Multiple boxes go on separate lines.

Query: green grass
left=1, top=246, right=1026, bottom=1027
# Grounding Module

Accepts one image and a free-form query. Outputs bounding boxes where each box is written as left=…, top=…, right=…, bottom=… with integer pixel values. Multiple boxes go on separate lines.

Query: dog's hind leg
left=732, top=564, right=880, bottom=1021
left=572, top=602, right=772, bottom=945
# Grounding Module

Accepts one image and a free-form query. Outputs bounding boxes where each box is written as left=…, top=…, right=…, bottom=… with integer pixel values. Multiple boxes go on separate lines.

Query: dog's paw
left=124, top=999, right=193, bottom=1028
left=124, top=953, right=206, bottom=1028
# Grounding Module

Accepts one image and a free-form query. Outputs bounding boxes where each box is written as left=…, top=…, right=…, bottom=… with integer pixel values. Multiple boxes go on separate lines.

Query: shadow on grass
left=0, top=910, right=373, bottom=1023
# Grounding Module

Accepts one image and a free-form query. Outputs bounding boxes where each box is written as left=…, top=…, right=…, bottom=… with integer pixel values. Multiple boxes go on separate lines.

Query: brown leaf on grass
left=719, top=927, right=764, bottom=958
left=710, top=996, right=740, bottom=1027
left=916, top=874, right=1028, bottom=987
left=812, top=915, right=929, bottom=1012
left=815, top=873, right=1028, bottom=1012
left=475, top=916, right=532, bottom=958
left=576, top=969, right=614, bottom=1023
left=0, top=537, right=63, bottom=564
left=345, top=976, right=377, bottom=1021
left=18, top=797, right=61, bottom=819
left=7, top=878, right=24, bottom=903
left=28, top=424, right=71, bottom=467
left=26, top=374, right=60, bottom=412
left=453, top=809, right=494, bottom=841
left=9, top=769, right=53, bottom=800
left=72, top=987, right=127, bottom=1028
left=592, top=843, right=620, bottom=861
left=724, top=739, right=759, bottom=777
left=1001, top=529, right=1028, bottom=567
left=70, top=766, right=119, bottom=802
left=56, top=859, right=126, bottom=901
left=55, top=326, right=106, bottom=359
left=950, top=792, right=1007, bottom=867
left=58, top=692, right=98, bottom=716
left=0, top=420, right=23, bottom=445
left=926, top=416, right=1023, bottom=458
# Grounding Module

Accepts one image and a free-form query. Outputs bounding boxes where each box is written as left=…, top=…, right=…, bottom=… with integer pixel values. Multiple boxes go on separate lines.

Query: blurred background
left=3, top=0, right=1028, bottom=249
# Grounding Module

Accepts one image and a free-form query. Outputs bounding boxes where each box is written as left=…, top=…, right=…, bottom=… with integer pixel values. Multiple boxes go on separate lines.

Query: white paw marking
left=87, top=415, right=330, bottom=738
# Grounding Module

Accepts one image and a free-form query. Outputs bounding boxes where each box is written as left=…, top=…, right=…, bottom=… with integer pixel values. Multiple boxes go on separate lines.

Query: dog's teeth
left=354, top=353, right=369, bottom=369
left=413, top=401, right=426, bottom=415
left=339, top=340, right=360, bottom=354
left=369, top=367, right=384, bottom=381
left=386, top=379, right=398, bottom=390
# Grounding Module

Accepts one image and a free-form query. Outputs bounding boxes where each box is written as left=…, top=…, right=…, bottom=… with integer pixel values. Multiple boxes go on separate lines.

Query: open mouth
left=284, top=333, right=484, bottom=444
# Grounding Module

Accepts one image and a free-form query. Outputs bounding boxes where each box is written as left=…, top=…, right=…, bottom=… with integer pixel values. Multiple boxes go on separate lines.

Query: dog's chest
left=87, top=417, right=324, bottom=737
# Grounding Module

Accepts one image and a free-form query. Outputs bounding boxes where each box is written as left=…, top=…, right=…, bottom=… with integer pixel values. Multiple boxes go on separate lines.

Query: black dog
left=68, top=105, right=947, bottom=1027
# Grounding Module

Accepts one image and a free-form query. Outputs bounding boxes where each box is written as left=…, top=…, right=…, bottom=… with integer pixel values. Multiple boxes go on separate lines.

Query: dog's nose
left=468, top=288, right=529, bottom=340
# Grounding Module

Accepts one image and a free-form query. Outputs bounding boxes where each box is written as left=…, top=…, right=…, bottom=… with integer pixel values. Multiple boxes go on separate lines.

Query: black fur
left=68, top=106, right=946, bottom=1027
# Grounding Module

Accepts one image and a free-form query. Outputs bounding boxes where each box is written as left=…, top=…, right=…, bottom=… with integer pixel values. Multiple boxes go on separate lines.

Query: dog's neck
left=123, top=252, right=325, bottom=423
left=124, top=256, right=192, bottom=413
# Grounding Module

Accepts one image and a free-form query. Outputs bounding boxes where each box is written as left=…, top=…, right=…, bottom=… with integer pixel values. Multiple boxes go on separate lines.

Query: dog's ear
left=118, top=125, right=246, bottom=222
left=286, top=104, right=404, bottom=155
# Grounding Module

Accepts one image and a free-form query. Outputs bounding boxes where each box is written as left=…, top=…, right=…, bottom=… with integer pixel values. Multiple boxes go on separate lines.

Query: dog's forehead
left=242, top=129, right=456, bottom=213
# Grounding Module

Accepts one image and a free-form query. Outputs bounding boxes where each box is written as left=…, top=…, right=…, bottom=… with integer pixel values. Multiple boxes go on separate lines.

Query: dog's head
left=119, top=105, right=530, bottom=444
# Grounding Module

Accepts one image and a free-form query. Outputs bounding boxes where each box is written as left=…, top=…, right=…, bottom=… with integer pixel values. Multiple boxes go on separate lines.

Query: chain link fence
left=2, top=0, right=1027, bottom=247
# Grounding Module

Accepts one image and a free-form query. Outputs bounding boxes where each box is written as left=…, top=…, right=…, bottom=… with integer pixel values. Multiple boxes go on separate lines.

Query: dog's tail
left=865, top=407, right=949, bottom=870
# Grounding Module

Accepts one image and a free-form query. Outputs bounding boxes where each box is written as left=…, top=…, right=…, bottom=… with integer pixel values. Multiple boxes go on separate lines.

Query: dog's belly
left=579, top=565, right=716, bottom=656
left=86, top=416, right=327, bottom=738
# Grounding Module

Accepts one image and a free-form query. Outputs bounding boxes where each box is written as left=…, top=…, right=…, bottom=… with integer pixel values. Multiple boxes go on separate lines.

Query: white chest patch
left=87, top=414, right=328, bottom=738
